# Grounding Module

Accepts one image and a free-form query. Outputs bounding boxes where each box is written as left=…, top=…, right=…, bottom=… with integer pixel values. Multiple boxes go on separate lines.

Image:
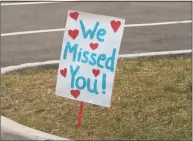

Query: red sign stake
left=76, top=101, right=84, bottom=128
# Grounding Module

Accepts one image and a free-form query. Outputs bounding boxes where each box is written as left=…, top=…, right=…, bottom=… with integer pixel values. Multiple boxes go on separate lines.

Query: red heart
left=92, top=69, right=100, bottom=77
left=68, top=29, right=79, bottom=39
left=60, top=68, right=67, bottom=77
left=90, top=43, right=99, bottom=50
left=111, top=20, right=121, bottom=32
left=69, top=12, right=79, bottom=20
left=70, top=90, right=80, bottom=98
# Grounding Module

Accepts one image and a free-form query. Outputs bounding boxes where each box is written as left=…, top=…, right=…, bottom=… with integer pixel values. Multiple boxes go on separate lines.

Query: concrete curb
left=1, top=116, right=69, bottom=140
left=1, top=60, right=59, bottom=75
left=1, top=50, right=192, bottom=74
left=1, top=49, right=192, bottom=140
left=118, top=49, right=192, bottom=60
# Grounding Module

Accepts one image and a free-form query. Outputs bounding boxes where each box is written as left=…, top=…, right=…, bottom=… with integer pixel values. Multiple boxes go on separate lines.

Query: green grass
left=1, top=57, right=192, bottom=140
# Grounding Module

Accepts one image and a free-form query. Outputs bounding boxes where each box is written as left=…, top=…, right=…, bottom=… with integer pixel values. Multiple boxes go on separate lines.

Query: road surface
left=1, top=2, right=192, bottom=67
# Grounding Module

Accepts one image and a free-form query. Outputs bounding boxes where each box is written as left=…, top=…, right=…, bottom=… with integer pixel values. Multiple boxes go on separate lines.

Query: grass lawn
left=1, top=57, right=192, bottom=140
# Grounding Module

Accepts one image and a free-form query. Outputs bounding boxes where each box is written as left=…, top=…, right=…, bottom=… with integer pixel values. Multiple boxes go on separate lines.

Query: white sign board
left=56, top=10, right=125, bottom=107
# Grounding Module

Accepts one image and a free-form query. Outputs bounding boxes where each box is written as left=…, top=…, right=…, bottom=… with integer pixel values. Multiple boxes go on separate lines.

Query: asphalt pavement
left=1, top=2, right=192, bottom=67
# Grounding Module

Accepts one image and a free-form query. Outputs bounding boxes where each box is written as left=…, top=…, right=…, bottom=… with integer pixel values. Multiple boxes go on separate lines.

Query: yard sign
left=56, top=10, right=125, bottom=108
